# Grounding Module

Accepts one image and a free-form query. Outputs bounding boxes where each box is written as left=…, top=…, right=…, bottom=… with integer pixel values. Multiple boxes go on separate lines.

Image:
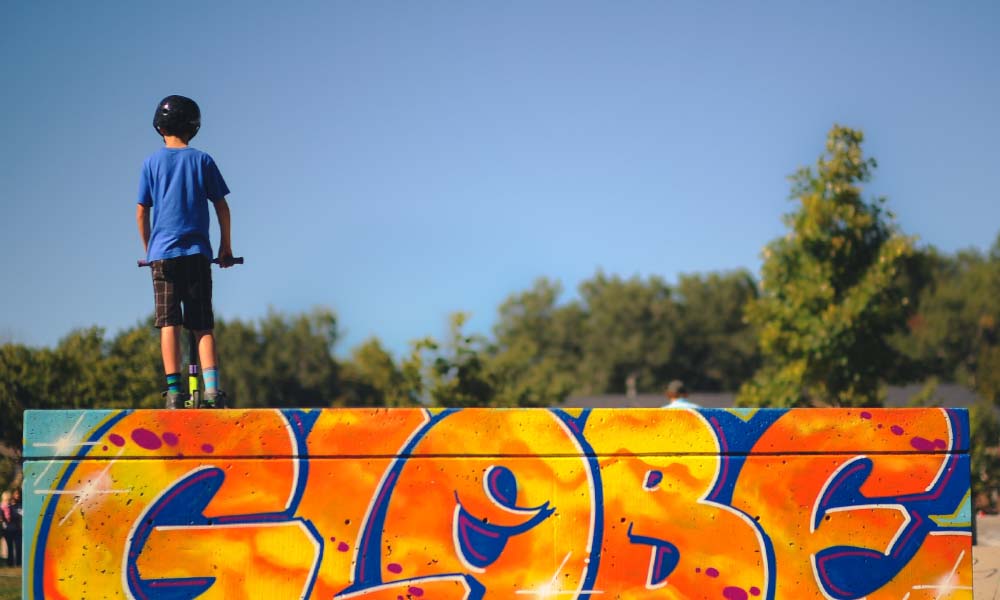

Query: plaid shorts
left=151, top=254, right=214, bottom=330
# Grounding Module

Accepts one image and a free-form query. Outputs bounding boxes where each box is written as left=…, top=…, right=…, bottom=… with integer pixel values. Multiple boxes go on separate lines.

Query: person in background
left=663, top=380, right=699, bottom=408
left=0, top=489, right=20, bottom=567
left=0, top=491, right=10, bottom=564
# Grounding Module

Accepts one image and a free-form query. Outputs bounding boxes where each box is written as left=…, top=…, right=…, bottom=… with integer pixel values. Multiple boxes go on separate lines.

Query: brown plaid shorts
left=151, top=254, right=214, bottom=330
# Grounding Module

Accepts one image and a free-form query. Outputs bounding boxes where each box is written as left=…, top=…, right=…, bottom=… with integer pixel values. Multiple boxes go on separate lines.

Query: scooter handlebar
left=137, top=257, right=244, bottom=268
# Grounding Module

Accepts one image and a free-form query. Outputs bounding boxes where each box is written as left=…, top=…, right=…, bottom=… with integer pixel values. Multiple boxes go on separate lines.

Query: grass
left=0, top=567, right=20, bottom=600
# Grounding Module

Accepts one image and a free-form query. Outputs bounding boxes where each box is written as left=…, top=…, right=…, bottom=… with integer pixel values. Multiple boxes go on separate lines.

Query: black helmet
left=153, top=95, right=201, bottom=140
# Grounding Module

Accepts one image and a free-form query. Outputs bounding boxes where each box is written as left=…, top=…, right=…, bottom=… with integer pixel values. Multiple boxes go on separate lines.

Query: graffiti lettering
left=23, top=407, right=972, bottom=599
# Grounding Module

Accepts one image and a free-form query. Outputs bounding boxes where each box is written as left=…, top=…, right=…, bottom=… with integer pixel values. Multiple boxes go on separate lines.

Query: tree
left=338, top=338, right=419, bottom=407
left=491, top=272, right=762, bottom=399
left=673, top=271, right=760, bottom=391
left=492, top=278, right=582, bottom=405
left=407, top=313, right=496, bottom=407
left=970, top=400, right=1000, bottom=512
left=105, top=320, right=162, bottom=408
left=576, top=272, right=680, bottom=395
left=738, top=125, right=916, bottom=407
left=215, top=307, right=343, bottom=407
left=895, top=234, right=1000, bottom=402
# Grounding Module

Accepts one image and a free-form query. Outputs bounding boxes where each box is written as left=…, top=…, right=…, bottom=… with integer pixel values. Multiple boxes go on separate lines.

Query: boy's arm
left=213, top=198, right=234, bottom=267
left=136, top=204, right=150, bottom=254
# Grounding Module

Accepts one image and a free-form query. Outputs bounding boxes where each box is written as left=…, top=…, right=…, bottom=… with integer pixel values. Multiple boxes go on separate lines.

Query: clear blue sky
left=2, top=2, right=998, bottom=358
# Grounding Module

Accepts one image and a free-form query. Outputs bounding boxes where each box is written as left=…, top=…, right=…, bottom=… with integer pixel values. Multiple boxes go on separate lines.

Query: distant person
left=663, top=380, right=699, bottom=408
left=1, top=489, right=20, bottom=567
left=137, top=95, right=235, bottom=408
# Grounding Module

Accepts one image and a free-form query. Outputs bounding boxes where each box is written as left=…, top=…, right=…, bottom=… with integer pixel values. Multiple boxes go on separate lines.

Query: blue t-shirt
left=137, top=147, right=230, bottom=262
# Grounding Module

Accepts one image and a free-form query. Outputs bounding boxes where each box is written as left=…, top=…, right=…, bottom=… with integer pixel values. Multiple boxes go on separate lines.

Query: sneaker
left=162, top=390, right=188, bottom=409
left=203, top=389, right=227, bottom=409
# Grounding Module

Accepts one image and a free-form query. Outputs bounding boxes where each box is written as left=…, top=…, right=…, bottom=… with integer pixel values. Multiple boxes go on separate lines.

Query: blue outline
left=31, top=409, right=132, bottom=599
left=552, top=408, right=604, bottom=598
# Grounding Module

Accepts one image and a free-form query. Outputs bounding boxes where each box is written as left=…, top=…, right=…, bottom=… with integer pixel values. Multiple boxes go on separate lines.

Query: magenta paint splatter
left=705, top=567, right=719, bottom=577
left=102, top=445, right=108, bottom=451
left=723, top=587, right=748, bottom=600
left=911, top=437, right=937, bottom=451
left=329, top=536, right=336, bottom=542
left=935, top=438, right=947, bottom=449
left=131, top=428, right=162, bottom=450
left=407, top=587, right=424, bottom=597
left=108, top=434, right=125, bottom=447
left=387, top=563, right=403, bottom=574
left=860, top=411, right=872, bottom=419
left=201, top=443, right=215, bottom=453
left=337, top=541, right=350, bottom=552
left=162, top=432, right=179, bottom=446
left=695, top=567, right=701, bottom=573
left=750, top=587, right=761, bottom=596
left=890, top=425, right=905, bottom=435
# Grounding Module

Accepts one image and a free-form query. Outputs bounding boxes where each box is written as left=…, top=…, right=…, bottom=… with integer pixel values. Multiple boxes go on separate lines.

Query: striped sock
left=166, top=373, right=181, bottom=394
left=204, top=367, right=219, bottom=393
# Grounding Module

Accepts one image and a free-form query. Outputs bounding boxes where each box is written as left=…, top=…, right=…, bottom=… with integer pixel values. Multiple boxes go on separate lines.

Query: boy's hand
left=217, top=246, right=235, bottom=268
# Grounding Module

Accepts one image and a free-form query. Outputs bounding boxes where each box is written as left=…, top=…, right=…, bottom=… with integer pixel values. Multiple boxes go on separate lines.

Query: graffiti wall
left=22, top=407, right=971, bottom=599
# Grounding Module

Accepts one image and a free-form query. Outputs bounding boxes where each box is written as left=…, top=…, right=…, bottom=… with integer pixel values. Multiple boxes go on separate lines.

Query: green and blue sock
left=204, top=367, right=219, bottom=393
left=166, top=373, right=181, bottom=394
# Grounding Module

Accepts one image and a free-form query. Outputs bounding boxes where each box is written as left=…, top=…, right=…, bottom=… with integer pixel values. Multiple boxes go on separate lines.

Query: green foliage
left=895, top=234, right=1000, bottom=404
left=407, top=313, right=497, bottom=408
left=216, top=308, right=342, bottom=408
left=105, top=320, right=162, bottom=408
left=970, top=400, right=1000, bottom=510
left=0, top=457, right=18, bottom=495
left=492, top=278, right=583, bottom=405
left=673, top=272, right=760, bottom=391
left=489, top=271, right=760, bottom=399
left=0, top=308, right=344, bottom=451
left=338, top=338, right=419, bottom=407
left=575, top=273, right=680, bottom=394
left=0, top=323, right=160, bottom=450
left=739, top=125, right=916, bottom=407
left=400, top=310, right=578, bottom=408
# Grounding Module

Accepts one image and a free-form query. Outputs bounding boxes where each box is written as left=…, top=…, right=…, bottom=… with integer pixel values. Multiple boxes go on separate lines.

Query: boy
left=137, top=95, right=235, bottom=409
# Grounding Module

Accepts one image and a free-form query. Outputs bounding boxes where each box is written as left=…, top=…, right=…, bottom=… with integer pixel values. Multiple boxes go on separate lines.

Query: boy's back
left=138, top=145, right=229, bottom=262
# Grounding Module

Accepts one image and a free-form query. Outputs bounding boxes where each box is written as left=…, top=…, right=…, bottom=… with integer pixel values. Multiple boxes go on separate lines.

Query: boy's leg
left=195, top=330, right=225, bottom=405
left=195, top=331, right=225, bottom=407
left=152, top=259, right=186, bottom=408
left=160, top=325, right=182, bottom=374
left=183, top=255, right=222, bottom=406
left=195, top=330, right=217, bottom=371
left=160, top=325, right=185, bottom=407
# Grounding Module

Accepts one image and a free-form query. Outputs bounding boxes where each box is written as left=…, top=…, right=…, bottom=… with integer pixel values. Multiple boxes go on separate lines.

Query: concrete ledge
left=23, top=407, right=972, bottom=599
